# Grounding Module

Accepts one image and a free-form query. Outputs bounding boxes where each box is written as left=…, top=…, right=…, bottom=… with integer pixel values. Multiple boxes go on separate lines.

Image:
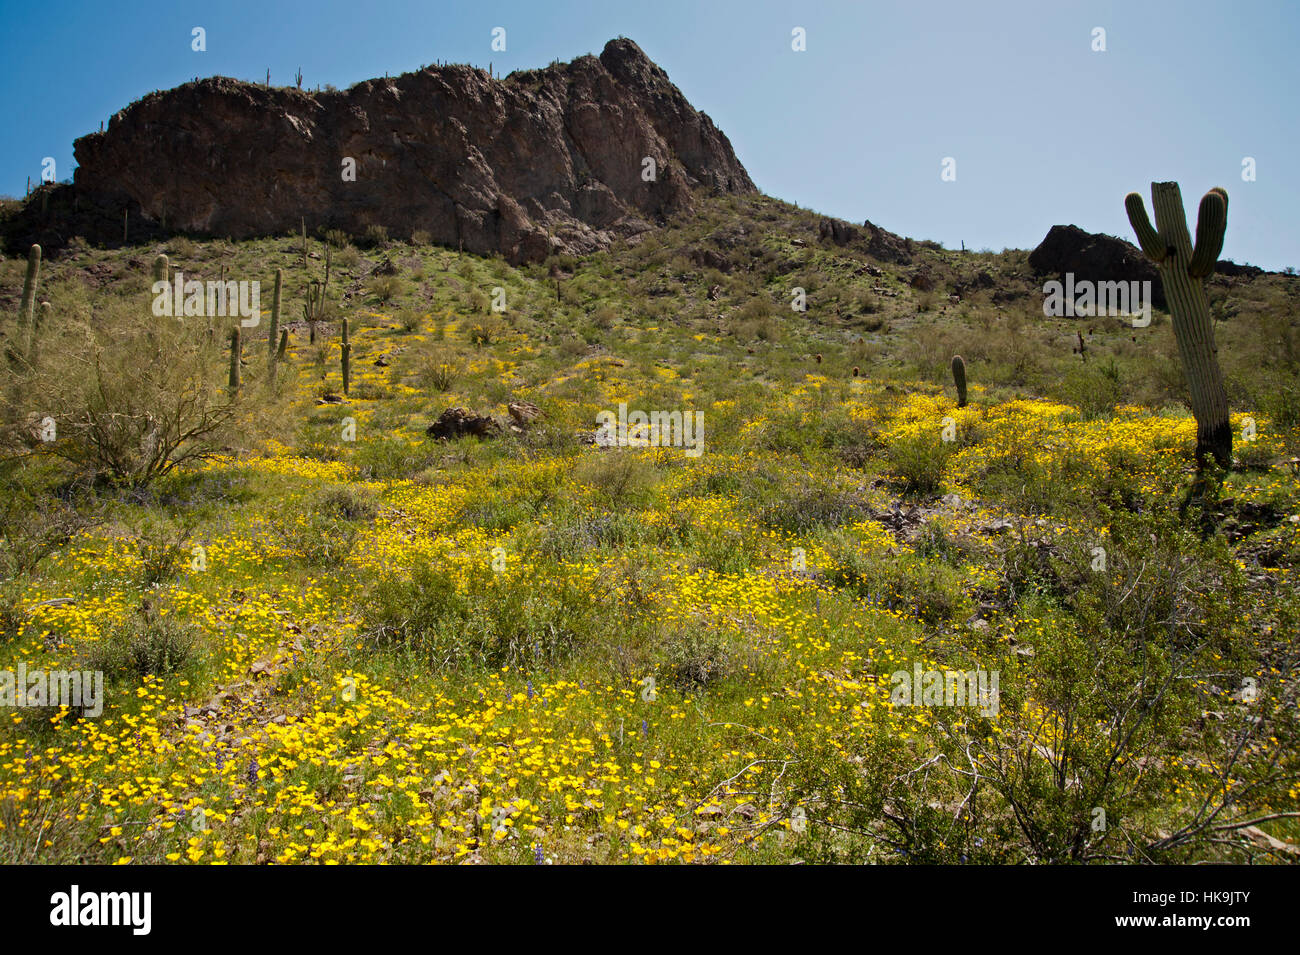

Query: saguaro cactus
left=228, top=328, right=242, bottom=393
left=304, top=281, right=326, bottom=343
left=341, top=318, right=351, bottom=395
left=302, top=250, right=331, bottom=344
left=20, top=244, right=41, bottom=331
left=951, top=355, right=967, bottom=408
left=1125, top=182, right=1231, bottom=468
left=29, top=301, right=52, bottom=365
left=268, top=268, right=283, bottom=366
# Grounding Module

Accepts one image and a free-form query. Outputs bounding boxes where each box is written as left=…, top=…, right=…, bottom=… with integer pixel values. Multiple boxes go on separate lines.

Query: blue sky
left=3, top=0, right=1296, bottom=269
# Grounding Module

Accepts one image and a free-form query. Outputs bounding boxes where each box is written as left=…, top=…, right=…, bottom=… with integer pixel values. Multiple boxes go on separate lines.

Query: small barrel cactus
left=152, top=254, right=169, bottom=284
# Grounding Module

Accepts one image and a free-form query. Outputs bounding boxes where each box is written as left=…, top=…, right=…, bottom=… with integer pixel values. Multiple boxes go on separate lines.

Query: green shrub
left=591, top=305, right=617, bottom=329
left=1057, top=358, right=1123, bottom=420
left=369, top=275, right=404, bottom=304
left=351, top=436, right=441, bottom=481
left=824, top=539, right=970, bottom=624
left=760, top=486, right=867, bottom=532
left=885, top=430, right=953, bottom=496
left=132, top=518, right=191, bottom=588
left=913, top=520, right=977, bottom=566
left=312, top=484, right=379, bottom=522
left=537, top=511, right=646, bottom=559
left=336, top=245, right=363, bottom=270
left=272, top=510, right=361, bottom=566
left=468, top=319, right=504, bottom=346
left=84, top=615, right=199, bottom=679
left=659, top=627, right=734, bottom=690
left=362, top=560, right=596, bottom=672
left=572, top=452, right=660, bottom=509
left=419, top=359, right=460, bottom=392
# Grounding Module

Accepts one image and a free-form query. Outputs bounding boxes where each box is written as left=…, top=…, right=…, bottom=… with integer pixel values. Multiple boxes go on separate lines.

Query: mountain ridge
left=27, top=38, right=757, bottom=262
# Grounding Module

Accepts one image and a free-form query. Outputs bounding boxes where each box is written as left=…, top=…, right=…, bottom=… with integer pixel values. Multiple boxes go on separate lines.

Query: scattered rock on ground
left=507, top=401, right=542, bottom=431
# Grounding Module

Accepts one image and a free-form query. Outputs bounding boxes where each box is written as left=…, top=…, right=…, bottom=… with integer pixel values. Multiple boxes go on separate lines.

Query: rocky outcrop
left=426, top=407, right=502, bottom=440
left=1028, top=224, right=1165, bottom=308
left=1031, top=226, right=1266, bottom=299
left=62, top=38, right=754, bottom=263
left=909, top=267, right=937, bottom=292
left=817, top=217, right=913, bottom=265
left=818, top=217, right=858, bottom=246
left=1214, top=260, right=1265, bottom=278
left=862, top=220, right=913, bottom=265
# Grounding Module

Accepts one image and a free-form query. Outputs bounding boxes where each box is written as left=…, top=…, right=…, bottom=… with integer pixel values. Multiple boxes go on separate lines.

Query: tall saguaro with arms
left=1124, top=182, right=1232, bottom=468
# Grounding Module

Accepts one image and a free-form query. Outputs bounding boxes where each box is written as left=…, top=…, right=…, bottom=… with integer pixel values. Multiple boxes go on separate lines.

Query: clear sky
left=2, top=0, right=1296, bottom=269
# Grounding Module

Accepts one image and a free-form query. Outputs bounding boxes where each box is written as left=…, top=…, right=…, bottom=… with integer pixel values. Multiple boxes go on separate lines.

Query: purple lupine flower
left=534, top=844, right=544, bottom=865
left=247, top=757, right=259, bottom=787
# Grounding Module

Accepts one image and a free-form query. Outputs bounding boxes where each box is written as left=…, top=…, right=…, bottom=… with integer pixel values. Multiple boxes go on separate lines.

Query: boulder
left=507, top=401, right=542, bottom=430
left=426, top=407, right=502, bottom=440
left=1029, top=224, right=1165, bottom=308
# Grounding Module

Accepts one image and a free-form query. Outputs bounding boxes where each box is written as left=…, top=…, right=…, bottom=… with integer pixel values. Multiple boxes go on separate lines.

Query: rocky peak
left=56, top=38, right=755, bottom=262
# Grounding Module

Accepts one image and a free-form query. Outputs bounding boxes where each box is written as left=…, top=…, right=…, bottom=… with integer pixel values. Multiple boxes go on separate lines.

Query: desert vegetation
left=0, top=192, right=1297, bottom=864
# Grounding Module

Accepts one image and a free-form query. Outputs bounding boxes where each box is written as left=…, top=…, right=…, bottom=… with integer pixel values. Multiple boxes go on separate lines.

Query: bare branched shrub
left=2, top=301, right=241, bottom=487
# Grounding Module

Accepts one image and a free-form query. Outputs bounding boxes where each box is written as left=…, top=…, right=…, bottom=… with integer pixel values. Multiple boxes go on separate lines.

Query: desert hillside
left=1, top=38, right=1298, bottom=867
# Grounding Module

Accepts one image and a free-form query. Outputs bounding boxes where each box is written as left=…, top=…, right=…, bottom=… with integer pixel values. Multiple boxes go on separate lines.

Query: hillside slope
left=0, top=187, right=1298, bottom=863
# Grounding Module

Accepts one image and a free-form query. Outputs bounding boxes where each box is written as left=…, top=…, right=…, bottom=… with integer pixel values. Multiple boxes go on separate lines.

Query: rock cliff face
left=68, top=38, right=755, bottom=263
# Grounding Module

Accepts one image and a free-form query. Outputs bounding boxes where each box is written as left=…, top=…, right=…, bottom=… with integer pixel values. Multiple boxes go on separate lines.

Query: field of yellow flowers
left=2, top=215, right=1298, bottom=864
